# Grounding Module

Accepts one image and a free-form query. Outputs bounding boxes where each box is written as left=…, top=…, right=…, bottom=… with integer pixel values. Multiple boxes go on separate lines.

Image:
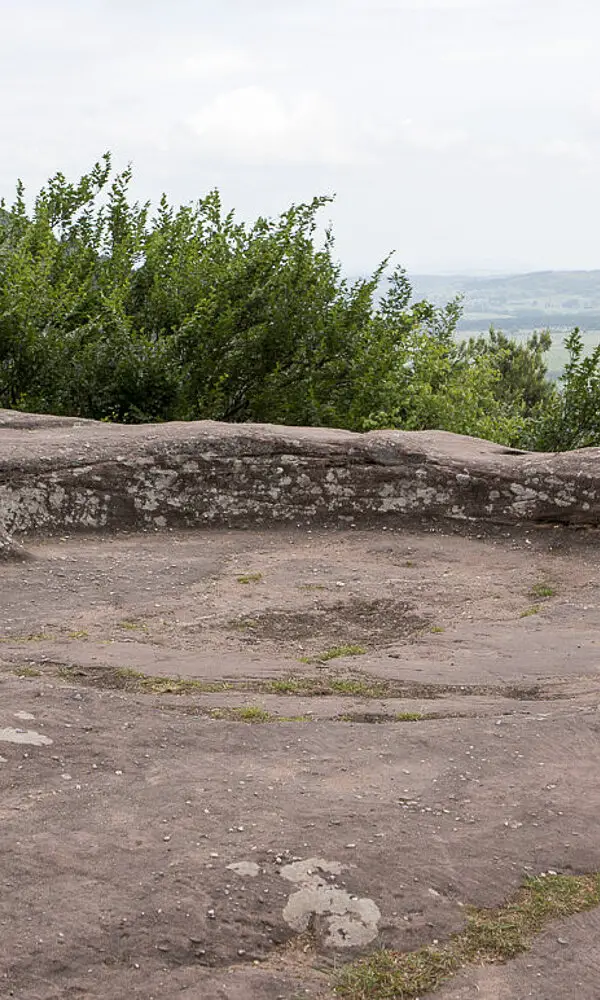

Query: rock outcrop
left=1, top=409, right=599, bottom=540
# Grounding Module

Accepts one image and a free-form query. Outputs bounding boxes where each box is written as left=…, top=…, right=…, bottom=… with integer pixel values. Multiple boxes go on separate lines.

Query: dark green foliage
left=0, top=155, right=593, bottom=450
left=460, top=327, right=554, bottom=415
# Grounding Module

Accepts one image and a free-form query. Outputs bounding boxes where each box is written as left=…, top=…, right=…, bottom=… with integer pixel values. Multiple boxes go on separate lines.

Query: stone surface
left=3, top=412, right=600, bottom=998
left=2, top=526, right=600, bottom=997
left=2, top=410, right=600, bottom=545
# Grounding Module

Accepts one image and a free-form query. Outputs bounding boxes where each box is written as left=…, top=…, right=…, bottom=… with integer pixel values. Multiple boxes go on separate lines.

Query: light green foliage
left=0, top=154, right=593, bottom=449
left=530, top=328, right=600, bottom=451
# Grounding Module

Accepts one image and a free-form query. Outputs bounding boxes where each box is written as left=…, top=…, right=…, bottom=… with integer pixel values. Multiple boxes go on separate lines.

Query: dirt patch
left=229, top=599, right=427, bottom=645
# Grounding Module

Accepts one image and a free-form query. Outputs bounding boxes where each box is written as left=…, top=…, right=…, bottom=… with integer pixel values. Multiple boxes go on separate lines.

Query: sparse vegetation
left=2, top=154, right=598, bottom=451
left=236, top=573, right=263, bottom=584
left=0, top=633, right=54, bottom=643
left=336, top=873, right=600, bottom=999
left=16, top=662, right=547, bottom=701
left=529, top=582, right=557, bottom=599
left=299, top=644, right=367, bottom=664
left=520, top=605, right=541, bottom=618
left=209, top=705, right=272, bottom=722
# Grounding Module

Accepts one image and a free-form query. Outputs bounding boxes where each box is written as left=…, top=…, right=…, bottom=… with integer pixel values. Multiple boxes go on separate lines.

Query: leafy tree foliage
left=530, top=329, right=600, bottom=451
left=0, top=155, right=594, bottom=451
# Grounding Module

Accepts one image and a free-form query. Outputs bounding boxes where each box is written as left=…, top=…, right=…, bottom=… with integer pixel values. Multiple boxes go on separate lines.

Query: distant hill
left=408, top=270, right=600, bottom=334
left=406, top=270, right=600, bottom=377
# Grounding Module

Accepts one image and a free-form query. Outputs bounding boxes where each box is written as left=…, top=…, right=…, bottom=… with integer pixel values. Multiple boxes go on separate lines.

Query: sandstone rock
left=1, top=409, right=599, bottom=538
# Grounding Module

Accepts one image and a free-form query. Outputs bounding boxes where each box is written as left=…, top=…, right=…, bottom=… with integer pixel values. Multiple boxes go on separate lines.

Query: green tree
left=1, top=153, right=584, bottom=453
left=460, top=327, right=554, bottom=416
left=531, top=328, right=600, bottom=451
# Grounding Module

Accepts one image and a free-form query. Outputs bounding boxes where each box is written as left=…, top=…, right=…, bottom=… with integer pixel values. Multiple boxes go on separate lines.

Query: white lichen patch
left=280, top=858, right=344, bottom=885
left=280, top=857, right=381, bottom=948
left=0, top=727, right=52, bottom=746
left=226, top=861, right=260, bottom=878
left=283, top=886, right=382, bottom=947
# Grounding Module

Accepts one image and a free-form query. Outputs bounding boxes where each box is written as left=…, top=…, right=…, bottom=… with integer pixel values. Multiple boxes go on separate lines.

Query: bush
left=0, top=154, right=592, bottom=452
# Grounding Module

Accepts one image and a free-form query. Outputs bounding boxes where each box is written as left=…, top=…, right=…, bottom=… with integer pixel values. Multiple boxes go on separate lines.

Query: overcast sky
left=2, top=0, right=599, bottom=274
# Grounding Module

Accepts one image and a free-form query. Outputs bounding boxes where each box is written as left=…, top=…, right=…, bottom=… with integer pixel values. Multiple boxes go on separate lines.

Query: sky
left=1, top=0, right=599, bottom=275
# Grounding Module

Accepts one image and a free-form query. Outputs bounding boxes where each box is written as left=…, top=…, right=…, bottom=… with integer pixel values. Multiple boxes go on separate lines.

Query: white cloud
left=541, top=139, right=596, bottom=165
left=399, top=119, right=468, bottom=152
left=341, top=0, right=516, bottom=9
left=186, top=86, right=368, bottom=165
left=177, top=48, right=261, bottom=80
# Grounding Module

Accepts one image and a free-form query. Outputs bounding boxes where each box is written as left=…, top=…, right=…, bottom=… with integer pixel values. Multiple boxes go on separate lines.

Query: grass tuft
left=520, top=605, right=541, bottom=618
left=0, top=633, right=54, bottom=643
left=236, top=573, right=263, bottom=584
left=299, top=645, right=366, bottom=664
left=335, top=873, right=600, bottom=999
left=529, top=582, right=557, bottom=599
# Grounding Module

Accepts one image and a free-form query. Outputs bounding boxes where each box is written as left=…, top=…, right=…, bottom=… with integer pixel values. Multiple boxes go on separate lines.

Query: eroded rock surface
left=1, top=410, right=600, bottom=544
left=3, top=414, right=600, bottom=998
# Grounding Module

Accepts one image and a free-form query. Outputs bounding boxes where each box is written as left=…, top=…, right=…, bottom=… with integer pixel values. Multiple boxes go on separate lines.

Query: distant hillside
left=407, top=270, right=600, bottom=377
left=408, top=270, right=600, bottom=333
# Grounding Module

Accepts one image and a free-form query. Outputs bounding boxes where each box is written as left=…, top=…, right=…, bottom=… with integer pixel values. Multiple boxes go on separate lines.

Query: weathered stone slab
left=1, top=409, right=599, bottom=539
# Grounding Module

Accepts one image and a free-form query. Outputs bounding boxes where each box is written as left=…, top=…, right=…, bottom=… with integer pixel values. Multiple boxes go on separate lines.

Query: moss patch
left=335, top=873, right=600, bottom=999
